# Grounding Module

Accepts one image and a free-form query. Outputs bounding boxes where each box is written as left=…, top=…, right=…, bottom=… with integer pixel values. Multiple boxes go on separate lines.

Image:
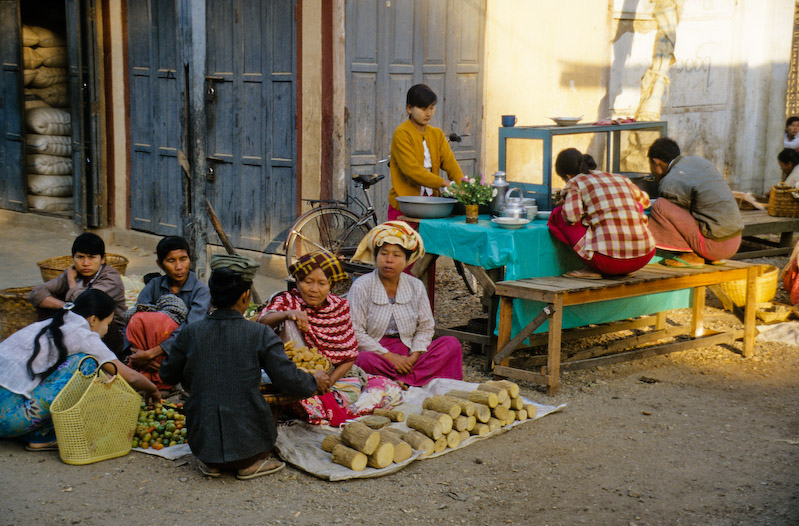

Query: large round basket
left=38, top=254, right=130, bottom=282
left=716, top=265, right=778, bottom=307
left=0, top=286, right=37, bottom=341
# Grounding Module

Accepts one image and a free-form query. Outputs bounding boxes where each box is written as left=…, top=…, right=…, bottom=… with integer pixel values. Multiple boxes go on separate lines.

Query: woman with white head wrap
left=348, top=221, right=462, bottom=386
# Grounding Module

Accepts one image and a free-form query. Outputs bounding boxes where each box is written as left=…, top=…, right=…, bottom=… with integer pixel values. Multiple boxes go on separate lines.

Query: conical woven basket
left=51, top=357, right=141, bottom=465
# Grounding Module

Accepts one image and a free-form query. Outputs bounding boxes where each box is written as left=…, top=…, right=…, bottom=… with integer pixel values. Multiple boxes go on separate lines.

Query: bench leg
left=691, top=286, right=706, bottom=338
left=496, top=297, right=513, bottom=367
left=546, top=296, right=563, bottom=396
left=655, top=311, right=667, bottom=331
left=742, top=266, right=758, bottom=357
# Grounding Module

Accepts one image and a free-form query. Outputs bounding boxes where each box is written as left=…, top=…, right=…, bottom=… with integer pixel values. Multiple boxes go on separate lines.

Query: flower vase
left=465, top=204, right=479, bottom=223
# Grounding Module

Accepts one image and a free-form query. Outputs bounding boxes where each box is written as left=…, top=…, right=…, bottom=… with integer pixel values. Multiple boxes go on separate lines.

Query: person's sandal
left=236, top=458, right=285, bottom=480
left=198, top=462, right=221, bottom=478
left=25, top=441, right=58, bottom=451
left=661, top=257, right=704, bottom=269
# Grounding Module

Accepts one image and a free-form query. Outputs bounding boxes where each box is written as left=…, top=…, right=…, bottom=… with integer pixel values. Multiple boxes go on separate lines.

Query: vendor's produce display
left=361, top=415, right=391, bottom=429
left=321, top=421, right=418, bottom=471
left=132, top=402, right=187, bottom=450
left=372, top=408, right=405, bottom=422
left=284, top=340, right=331, bottom=372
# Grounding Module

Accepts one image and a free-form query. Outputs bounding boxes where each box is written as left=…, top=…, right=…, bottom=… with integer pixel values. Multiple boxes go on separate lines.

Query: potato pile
left=284, top=340, right=331, bottom=372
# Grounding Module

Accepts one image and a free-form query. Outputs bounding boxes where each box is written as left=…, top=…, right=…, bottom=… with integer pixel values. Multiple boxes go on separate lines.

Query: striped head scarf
left=351, top=220, right=425, bottom=266
left=289, top=250, right=348, bottom=283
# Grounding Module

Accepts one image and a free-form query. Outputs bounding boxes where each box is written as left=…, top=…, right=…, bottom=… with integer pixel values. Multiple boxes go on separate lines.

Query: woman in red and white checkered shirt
left=548, top=148, right=656, bottom=279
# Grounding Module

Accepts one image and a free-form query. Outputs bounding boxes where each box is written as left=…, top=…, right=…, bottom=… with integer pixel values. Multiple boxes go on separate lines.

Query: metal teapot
left=499, top=187, right=528, bottom=219
left=489, top=171, right=509, bottom=215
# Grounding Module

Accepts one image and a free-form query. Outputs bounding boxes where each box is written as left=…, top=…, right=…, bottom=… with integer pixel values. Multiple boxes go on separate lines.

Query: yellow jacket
left=388, top=119, right=464, bottom=210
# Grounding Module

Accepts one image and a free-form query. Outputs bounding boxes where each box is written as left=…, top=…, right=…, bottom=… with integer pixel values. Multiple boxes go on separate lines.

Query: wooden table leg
left=655, top=311, right=667, bottom=331
left=496, top=297, right=513, bottom=367
left=742, top=265, right=758, bottom=357
left=546, top=295, right=563, bottom=396
left=691, top=286, right=706, bottom=338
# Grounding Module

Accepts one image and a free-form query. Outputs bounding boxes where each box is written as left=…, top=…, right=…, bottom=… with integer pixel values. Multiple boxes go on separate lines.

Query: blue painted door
left=345, top=0, right=485, bottom=217
left=127, top=0, right=187, bottom=236
left=205, top=0, right=296, bottom=251
left=0, top=0, right=26, bottom=212
left=66, top=0, right=102, bottom=227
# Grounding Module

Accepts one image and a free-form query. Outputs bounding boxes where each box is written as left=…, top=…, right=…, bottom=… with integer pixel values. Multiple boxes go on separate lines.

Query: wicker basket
left=715, top=265, right=778, bottom=307
left=51, top=357, right=141, bottom=465
left=38, top=254, right=130, bottom=282
left=767, top=185, right=799, bottom=217
left=0, top=286, right=37, bottom=341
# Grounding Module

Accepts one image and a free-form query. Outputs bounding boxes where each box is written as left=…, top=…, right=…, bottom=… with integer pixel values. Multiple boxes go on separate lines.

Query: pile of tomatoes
left=132, top=402, right=187, bottom=450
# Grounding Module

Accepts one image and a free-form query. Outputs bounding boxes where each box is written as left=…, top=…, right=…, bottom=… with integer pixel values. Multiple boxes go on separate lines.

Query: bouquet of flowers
left=442, top=177, right=497, bottom=206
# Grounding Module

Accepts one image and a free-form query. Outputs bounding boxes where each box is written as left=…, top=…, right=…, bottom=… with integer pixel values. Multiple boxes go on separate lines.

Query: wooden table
left=493, top=260, right=763, bottom=395
left=734, top=209, right=799, bottom=259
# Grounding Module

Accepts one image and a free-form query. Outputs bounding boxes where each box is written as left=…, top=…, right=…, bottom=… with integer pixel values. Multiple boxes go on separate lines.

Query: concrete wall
left=481, top=0, right=612, bottom=188
left=481, top=0, right=794, bottom=195
left=609, top=0, right=794, bottom=193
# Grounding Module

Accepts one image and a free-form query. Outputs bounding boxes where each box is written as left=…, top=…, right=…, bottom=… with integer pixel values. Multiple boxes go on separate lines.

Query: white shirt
left=785, top=133, right=799, bottom=149
left=0, top=312, right=117, bottom=398
left=420, top=139, right=433, bottom=196
left=785, top=164, right=799, bottom=187
left=348, top=271, right=435, bottom=354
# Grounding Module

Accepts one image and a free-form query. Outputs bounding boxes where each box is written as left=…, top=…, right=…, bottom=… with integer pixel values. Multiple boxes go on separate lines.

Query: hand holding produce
left=284, top=340, right=331, bottom=373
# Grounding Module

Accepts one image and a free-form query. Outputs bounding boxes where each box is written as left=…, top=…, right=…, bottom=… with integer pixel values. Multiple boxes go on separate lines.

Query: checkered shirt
left=561, top=171, right=655, bottom=260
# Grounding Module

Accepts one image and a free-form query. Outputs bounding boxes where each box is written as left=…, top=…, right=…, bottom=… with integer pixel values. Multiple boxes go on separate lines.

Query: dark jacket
left=160, top=310, right=317, bottom=464
left=132, top=271, right=210, bottom=354
left=659, top=156, right=743, bottom=240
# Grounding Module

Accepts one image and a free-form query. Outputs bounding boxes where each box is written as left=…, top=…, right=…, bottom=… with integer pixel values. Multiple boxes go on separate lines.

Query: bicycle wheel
left=285, top=207, right=372, bottom=275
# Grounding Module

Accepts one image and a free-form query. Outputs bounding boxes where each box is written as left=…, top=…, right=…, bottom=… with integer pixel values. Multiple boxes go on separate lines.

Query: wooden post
left=690, top=286, right=705, bottom=338
left=185, top=0, right=208, bottom=281
left=546, top=294, right=563, bottom=395
left=496, top=297, right=513, bottom=367
left=742, top=265, right=758, bottom=357
left=655, top=311, right=667, bottom=331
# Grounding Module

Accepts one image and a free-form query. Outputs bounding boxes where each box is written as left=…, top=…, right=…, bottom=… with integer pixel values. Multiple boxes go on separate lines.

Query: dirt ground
left=2, top=257, right=799, bottom=526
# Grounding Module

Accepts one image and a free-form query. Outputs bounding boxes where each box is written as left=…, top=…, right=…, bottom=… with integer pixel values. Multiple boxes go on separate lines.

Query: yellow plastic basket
left=51, top=356, right=141, bottom=465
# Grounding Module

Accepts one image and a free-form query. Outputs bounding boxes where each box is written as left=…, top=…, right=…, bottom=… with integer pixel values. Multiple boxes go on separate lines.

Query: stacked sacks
left=22, top=25, right=72, bottom=214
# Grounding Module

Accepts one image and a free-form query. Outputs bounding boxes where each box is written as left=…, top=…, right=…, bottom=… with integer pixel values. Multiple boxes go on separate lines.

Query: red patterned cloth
left=559, top=170, right=655, bottom=260
left=125, top=312, right=178, bottom=390
left=260, top=289, right=359, bottom=364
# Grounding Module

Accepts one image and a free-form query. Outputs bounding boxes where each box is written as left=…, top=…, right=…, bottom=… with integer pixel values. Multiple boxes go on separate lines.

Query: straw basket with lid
left=37, top=254, right=129, bottom=281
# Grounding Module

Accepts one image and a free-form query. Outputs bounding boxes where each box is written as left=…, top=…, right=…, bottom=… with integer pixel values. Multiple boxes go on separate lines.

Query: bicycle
left=284, top=133, right=479, bottom=294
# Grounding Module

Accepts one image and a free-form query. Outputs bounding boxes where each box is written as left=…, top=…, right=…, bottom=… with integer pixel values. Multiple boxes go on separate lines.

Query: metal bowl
left=396, top=196, right=457, bottom=219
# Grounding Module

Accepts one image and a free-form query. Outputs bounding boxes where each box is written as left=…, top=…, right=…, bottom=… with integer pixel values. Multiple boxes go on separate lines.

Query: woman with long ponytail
left=0, top=289, right=159, bottom=451
left=549, top=148, right=656, bottom=279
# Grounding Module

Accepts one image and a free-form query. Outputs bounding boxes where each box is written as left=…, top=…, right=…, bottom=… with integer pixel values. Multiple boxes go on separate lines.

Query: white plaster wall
left=482, top=0, right=612, bottom=189
left=609, top=0, right=794, bottom=193
left=301, top=0, right=322, bottom=208
left=109, top=0, right=127, bottom=228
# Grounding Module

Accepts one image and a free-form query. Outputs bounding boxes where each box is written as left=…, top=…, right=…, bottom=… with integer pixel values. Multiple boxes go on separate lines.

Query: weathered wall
left=481, top=0, right=612, bottom=187
left=301, top=0, right=323, bottom=207
left=108, top=0, right=126, bottom=228
left=609, top=0, right=794, bottom=193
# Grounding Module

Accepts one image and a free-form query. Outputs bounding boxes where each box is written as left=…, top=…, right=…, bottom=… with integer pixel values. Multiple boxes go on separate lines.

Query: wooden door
left=127, top=0, right=187, bottom=236
left=205, top=0, right=296, bottom=252
left=0, top=0, right=26, bottom=212
left=345, top=0, right=486, bottom=218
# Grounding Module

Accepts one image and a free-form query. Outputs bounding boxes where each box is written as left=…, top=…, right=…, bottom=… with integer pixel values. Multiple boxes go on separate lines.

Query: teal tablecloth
left=418, top=215, right=691, bottom=337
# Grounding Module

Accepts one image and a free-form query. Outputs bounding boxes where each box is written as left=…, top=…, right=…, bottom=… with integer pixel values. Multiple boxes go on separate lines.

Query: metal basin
left=396, top=196, right=457, bottom=219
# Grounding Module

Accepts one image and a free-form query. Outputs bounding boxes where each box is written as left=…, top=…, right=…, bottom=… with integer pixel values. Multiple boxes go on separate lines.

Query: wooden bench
left=735, top=209, right=799, bottom=259
left=493, top=260, right=763, bottom=395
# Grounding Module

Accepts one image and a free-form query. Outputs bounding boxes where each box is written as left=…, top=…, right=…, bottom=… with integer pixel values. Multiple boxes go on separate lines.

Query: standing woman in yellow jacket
left=387, top=84, right=464, bottom=308
left=387, top=84, right=464, bottom=221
